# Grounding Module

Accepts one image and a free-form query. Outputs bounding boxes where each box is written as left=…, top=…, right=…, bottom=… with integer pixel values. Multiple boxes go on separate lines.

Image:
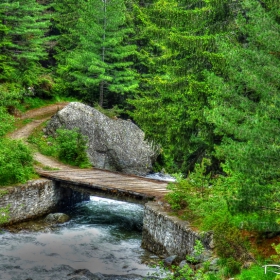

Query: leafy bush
left=165, top=159, right=252, bottom=277
left=166, top=158, right=226, bottom=225
left=56, top=128, right=91, bottom=168
left=0, top=138, right=35, bottom=185
left=28, top=126, right=91, bottom=168
left=27, top=126, right=58, bottom=156
left=0, top=107, right=15, bottom=137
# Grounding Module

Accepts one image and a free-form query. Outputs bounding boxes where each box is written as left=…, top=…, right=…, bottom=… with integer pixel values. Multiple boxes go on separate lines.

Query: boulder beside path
left=45, top=102, right=158, bottom=175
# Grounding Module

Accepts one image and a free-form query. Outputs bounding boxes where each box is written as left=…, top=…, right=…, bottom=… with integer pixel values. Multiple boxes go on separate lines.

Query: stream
left=0, top=197, right=162, bottom=280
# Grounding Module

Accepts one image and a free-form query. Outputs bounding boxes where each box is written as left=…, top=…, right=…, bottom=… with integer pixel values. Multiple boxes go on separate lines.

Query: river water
left=0, top=197, right=161, bottom=280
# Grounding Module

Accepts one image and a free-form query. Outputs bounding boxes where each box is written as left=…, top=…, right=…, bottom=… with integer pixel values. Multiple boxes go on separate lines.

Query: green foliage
left=128, top=0, right=233, bottom=174
left=166, top=159, right=250, bottom=277
left=18, top=95, right=77, bottom=112
left=28, top=126, right=91, bottom=168
left=212, top=217, right=250, bottom=276
left=28, top=128, right=58, bottom=157
left=150, top=240, right=219, bottom=279
left=0, top=0, right=51, bottom=90
left=0, top=85, right=24, bottom=136
left=166, top=159, right=225, bottom=225
left=271, top=240, right=280, bottom=263
left=20, top=97, right=52, bottom=111
left=127, top=0, right=280, bottom=233
left=54, top=0, right=138, bottom=106
left=0, top=205, right=10, bottom=225
left=150, top=260, right=211, bottom=280
left=0, top=107, right=15, bottom=137
left=0, top=138, right=35, bottom=185
left=236, top=265, right=277, bottom=280
left=186, top=240, right=205, bottom=263
left=94, top=103, right=124, bottom=119
left=205, top=0, right=280, bottom=229
left=56, top=128, right=91, bottom=168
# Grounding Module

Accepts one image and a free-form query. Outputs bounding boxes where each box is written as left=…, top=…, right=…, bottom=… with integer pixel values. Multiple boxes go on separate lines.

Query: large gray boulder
left=45, top=102, right=158, bottom=175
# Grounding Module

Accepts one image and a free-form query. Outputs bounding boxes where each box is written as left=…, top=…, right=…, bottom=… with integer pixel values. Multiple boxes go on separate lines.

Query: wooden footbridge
left=38, top=168, right=170, bottom=202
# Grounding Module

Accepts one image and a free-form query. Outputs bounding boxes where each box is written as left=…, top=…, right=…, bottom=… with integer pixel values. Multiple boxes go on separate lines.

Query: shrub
left=56, top=128, right=91, bottom=168
left=28, top=126, right=91, bottom=168
left=0, top=107, right=15, bottom=137
left=165, top=158, right=252, bottom=277
left=0, top=138, right=35, bottom=185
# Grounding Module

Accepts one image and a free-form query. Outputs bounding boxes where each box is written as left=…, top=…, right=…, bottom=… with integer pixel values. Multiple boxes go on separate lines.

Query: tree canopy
left=0, top=0, right=279, bottom=231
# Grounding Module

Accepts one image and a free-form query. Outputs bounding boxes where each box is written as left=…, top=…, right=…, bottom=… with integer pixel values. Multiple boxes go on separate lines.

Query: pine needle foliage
left=0, top=0, right=51, bottom=88
left=54, top=0, right=138, bottom=107
left=128, top=0, right=235, bottom=172
left=205, top=0, right=280, bottom=230
left=129, top=0, right=280, bottom=230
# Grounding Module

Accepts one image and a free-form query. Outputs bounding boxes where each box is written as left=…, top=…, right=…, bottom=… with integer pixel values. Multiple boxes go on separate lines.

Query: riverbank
left=0, top=196, right=161, bottom=280
left=0, top=179, right=89, bottom=226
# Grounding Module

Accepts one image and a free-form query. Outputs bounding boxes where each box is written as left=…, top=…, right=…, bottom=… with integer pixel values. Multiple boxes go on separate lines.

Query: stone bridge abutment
left=0, top=178, right=213, bottom=262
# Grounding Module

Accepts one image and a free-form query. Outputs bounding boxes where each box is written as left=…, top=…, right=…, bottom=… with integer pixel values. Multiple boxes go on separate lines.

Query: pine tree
left=128, top=0, right=233, bottom=172
left=0, top=0, right=51, bottom=88
left=205, top=0, right=280, bottom=230
left=54, top=0, right=138, bottom=107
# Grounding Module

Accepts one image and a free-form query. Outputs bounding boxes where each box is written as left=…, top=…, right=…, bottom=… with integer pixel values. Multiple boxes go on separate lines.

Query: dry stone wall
left=142, top=201, right=214, bottom=260
left=0, top=179, right=89, bottom=225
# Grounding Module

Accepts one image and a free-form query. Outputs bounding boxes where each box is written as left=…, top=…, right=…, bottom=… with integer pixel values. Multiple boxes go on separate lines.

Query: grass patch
left=236, top=265, right=277, bottom=279
left=17, top=95, right=78, bottom=113
left=22, top=118, right=34, bottom=124
left=41, top=166, right=60, bottom=171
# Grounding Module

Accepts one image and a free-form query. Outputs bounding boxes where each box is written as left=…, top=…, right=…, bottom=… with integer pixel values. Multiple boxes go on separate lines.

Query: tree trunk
left=99, top=0, right=107, bottom=107
left=99, top=80, right=104, bottom=107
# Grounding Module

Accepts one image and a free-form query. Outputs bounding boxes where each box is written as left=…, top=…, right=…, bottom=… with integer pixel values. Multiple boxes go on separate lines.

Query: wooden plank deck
left=38, top=168, right=170, bottom=201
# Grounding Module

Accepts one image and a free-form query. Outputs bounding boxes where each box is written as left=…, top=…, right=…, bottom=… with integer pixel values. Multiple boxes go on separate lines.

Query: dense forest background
left=0, top=0, right=280, bottom=276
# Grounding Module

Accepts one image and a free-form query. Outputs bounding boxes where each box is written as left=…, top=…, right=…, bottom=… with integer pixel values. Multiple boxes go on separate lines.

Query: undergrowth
left=164, top=159, right=279, bottom=279
left=0, top=205, right=10, bottom=225
left=0, top=138, right=35, bottom=186
left=17, top=95, right=78, bottom=112
left=28, top=124, right=91, bottom=168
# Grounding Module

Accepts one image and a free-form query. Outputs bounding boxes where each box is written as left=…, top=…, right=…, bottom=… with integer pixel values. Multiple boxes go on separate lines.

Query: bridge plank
left=38, top=168, right=170, bottom=200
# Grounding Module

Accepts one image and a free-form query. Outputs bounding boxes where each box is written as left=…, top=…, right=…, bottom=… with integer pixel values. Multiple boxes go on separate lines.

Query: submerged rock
left=45, top=102, right=158, bottom=175
left=45, top=213, right=70, bottom=224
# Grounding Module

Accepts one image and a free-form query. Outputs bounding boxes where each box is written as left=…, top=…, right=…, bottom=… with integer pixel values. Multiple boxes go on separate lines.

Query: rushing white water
left=145, top=172, right=176, bottom=182
left=0, top=197, right=161, bottom=280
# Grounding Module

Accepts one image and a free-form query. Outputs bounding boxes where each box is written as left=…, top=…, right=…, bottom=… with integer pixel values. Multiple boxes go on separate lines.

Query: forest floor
left=8, top=102, right=75, bottom=170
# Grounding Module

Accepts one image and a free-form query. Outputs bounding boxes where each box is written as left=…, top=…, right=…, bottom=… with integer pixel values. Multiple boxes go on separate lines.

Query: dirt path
left=9, top=102, right=76, bottom=171
left=9, top=102, right=69, bottom=140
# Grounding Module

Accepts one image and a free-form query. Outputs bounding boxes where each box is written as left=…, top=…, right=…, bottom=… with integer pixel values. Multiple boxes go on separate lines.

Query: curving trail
left=8, top=102, right=170, bottom=201
left=9, top=102, right=75, bottom=171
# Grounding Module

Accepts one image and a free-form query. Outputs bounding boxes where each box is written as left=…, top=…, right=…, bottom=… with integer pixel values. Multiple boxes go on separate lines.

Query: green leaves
left=0, top=138, right=35, bottom=186
left=0, top=0, right=51, bottom=88
left=28, top=126, right=91, bottom=168
left=128, top=0, right=279, bottom=230
left=56, top=128, right=91, bottom=168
